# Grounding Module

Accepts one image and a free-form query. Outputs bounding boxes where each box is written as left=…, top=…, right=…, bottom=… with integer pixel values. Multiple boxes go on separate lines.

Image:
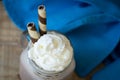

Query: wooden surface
left=0, top=2, right=22, bottom=80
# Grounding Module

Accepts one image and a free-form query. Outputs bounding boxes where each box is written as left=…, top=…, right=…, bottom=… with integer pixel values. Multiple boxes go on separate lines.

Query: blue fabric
left=92, top=59, right=120, bottom=80
left=3, top=0, right=120, bottom=77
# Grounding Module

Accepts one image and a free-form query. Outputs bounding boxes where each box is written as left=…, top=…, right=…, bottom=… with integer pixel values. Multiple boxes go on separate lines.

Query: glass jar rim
left=28, top=56, right=74, bottom=75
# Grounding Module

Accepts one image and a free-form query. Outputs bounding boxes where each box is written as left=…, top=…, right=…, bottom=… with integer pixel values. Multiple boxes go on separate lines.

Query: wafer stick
left=27, top=22, right=40, bottom=43
left=38, top=5, right=47, bottom=36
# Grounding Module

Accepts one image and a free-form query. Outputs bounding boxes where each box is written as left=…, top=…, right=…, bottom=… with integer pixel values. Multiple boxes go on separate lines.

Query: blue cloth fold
left=92, top=59, right=120, bottom=80
left=3, top=0, right=120, bottom=77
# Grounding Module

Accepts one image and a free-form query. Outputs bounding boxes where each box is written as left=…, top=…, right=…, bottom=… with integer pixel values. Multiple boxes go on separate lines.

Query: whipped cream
left=28, top=31, right=73, bottom=72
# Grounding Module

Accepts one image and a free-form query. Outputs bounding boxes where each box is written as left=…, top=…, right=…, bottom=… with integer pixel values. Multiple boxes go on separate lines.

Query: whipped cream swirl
left=28, top=31, right=73, bottom=72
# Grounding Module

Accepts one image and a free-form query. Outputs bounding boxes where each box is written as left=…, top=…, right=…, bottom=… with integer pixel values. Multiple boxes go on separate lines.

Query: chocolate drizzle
left=27, top=22, right=40, bottom=44
left=39, top=15, right=46, bottom=25
left=40, top=30, right=47, bottom=36
left=28, top=23, right=37, bottom=31
left=31, top=37, right=38, bottom=43
left=38, top=5, right=44, bottom=10
left=38, top=5, right=47, bottom=36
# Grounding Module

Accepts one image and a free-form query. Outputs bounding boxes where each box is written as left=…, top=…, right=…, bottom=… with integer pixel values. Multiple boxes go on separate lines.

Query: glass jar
left=19, top=41, right=75, bottom=80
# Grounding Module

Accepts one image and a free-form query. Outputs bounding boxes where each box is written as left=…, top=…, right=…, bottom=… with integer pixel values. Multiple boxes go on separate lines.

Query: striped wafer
left=27, top=22, right=40, bottom=43
left=38, top=5, right=47, bottom=36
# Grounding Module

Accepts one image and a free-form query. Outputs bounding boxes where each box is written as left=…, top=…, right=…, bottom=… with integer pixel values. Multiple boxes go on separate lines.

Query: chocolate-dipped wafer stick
left=27, top=22, right=40, bottom=43
left=38, top=5, right=47, bottom=36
